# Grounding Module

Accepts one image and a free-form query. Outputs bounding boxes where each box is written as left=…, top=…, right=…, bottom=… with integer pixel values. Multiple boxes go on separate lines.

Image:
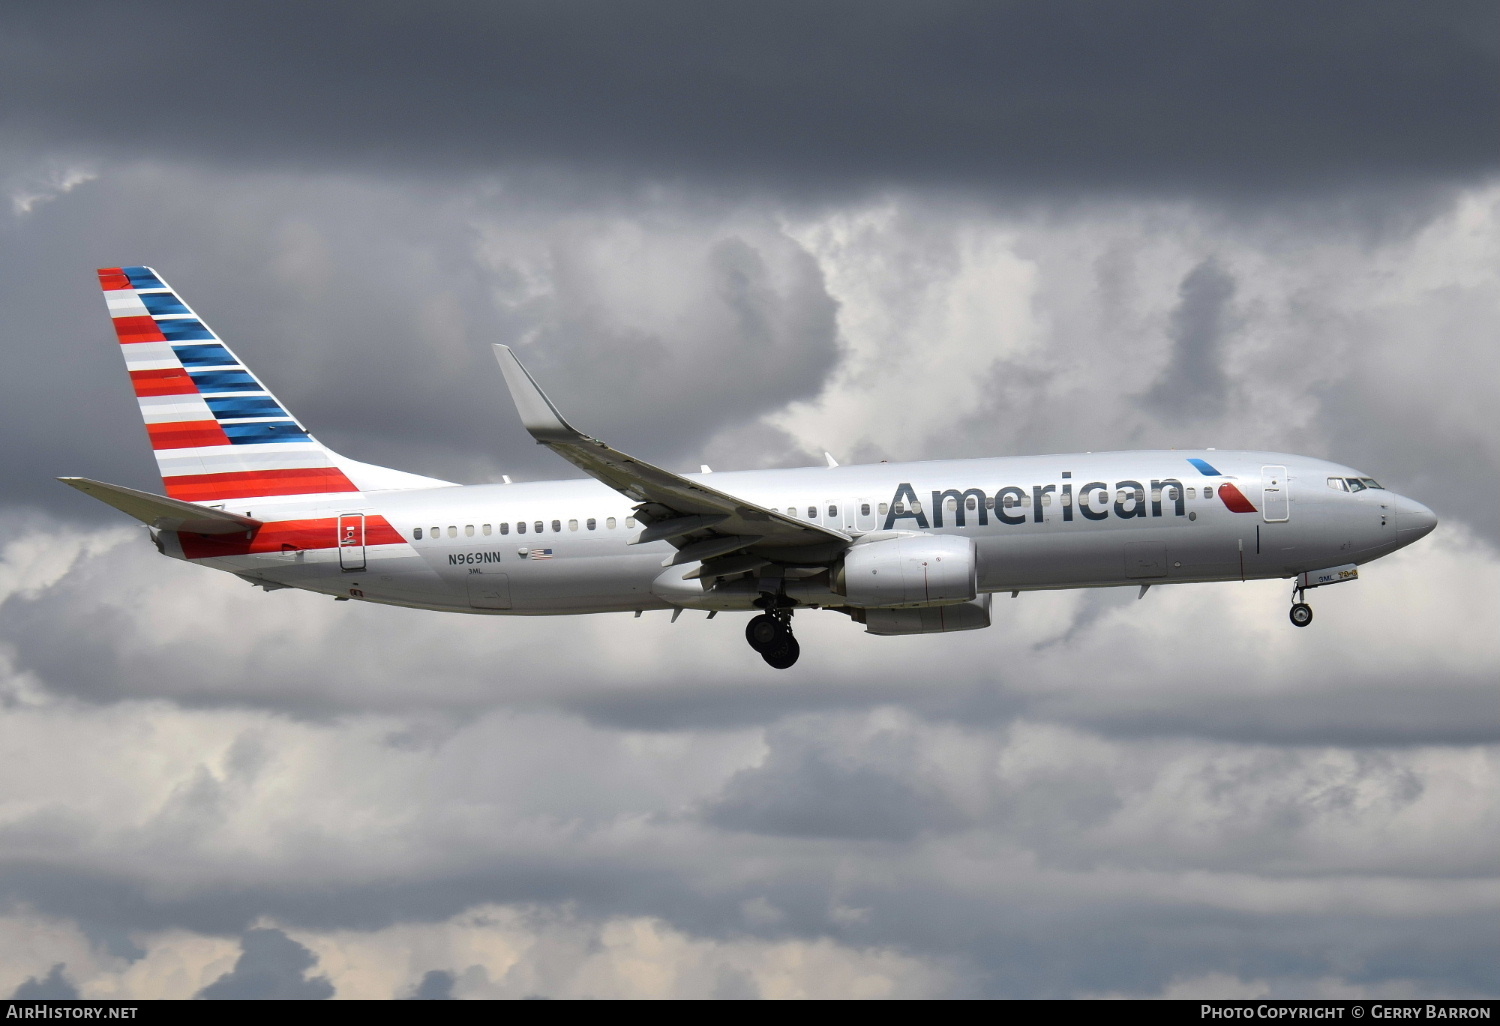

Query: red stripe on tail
left=112, top=315, right=166, bottom=344
left=146, top=421, right=231, bottom=449
left=130, top=368, right=198, bottom=397
left=98, top=268, right=132, bottom=291
left=163, top=467, right=359, bottom=502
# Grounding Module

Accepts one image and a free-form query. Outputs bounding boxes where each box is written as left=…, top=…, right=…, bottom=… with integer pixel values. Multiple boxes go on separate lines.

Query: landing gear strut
left=1289, top=584, right=1313, bottom=628
left=746, top=608, right=800, bottom=669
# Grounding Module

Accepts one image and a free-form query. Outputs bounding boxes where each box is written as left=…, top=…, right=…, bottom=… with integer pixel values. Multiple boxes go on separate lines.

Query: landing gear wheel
left=746, top=614, right=780, bottom=652
left=1289, top=603, right=1313, bottom=628
left=762, top=634, right=800, bottom=669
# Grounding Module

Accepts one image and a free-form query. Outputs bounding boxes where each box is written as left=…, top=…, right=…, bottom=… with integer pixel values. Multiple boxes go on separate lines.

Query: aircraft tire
left=762, top=635, right=800, bottom=669
left=746, top=613, right=780, bottom=652
left=1289, top=603, right=1313, bottom=627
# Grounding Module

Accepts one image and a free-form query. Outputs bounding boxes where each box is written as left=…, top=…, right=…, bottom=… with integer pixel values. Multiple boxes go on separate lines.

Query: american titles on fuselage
left=883, top=473, right=1233, bottom=532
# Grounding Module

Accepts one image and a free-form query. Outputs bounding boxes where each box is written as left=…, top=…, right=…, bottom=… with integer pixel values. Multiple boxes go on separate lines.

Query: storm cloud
left=1, top=2, right=1494, bottom=198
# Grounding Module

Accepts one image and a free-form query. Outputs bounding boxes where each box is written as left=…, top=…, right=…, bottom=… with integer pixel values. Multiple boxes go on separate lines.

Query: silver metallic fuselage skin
left=158, top=449, right=1438, bottom=617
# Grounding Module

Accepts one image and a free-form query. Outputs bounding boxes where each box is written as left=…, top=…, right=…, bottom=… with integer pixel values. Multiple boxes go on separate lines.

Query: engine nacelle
left=838, top=534, right=977, bottom=608
left=854, top=594, right=992, bottom=635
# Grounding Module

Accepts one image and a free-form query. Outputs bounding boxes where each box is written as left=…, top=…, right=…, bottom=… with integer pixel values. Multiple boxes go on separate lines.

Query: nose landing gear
left=1289, top=584, right=1313, bottom=627
left=746, top=609, right=800, bottom=668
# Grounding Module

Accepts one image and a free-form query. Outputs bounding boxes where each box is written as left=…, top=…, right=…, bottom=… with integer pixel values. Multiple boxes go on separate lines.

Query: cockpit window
left=1327, top=477, right=1349, bottom=491
left=1359, top=477, right=1384, bottom=490
left=1346, top=478, right=1366, bottom=492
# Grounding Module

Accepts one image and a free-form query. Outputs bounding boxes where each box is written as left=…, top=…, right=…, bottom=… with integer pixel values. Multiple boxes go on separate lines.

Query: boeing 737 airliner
left=62, top=266, right=1438, bottom=668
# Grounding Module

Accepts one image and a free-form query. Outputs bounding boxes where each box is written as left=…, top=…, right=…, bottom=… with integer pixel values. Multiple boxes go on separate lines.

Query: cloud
left=0, top=3, right=1494, bottom=199
left=705, top=719, right=967, bottom=841
left=11, top=963, right=78, bottom=999
left=196, top=928, right=334, bottom=1000
left=1141, top=257, right=1237, bottom=419
left=407, top=969, right=455, bottom=1000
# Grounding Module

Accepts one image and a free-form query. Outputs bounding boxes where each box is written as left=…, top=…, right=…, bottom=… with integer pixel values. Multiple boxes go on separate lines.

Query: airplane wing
left=493, top=346, right=850, bottom=578
left=59, top=477, right=262, bottom=535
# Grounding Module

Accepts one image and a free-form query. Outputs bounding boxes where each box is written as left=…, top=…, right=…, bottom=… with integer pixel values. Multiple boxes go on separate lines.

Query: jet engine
left=835, top=534, right=977, bottom=608
left=852, top=594, right=992, bottom=635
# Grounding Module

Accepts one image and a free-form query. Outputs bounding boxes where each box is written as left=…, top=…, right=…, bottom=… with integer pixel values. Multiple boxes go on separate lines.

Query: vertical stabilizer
left=98, top=266, right=450, bottom=505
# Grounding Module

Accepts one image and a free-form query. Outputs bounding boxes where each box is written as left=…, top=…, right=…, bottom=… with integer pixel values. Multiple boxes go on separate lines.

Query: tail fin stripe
left=173, top=343, right=236, bottom=366
left=186, top=369, right=260, bottom=392
left=158, top=319, right=216, bottom=342
left=121, top=266, right=167, bottom=290
left=138, top=395, right=214, bottom=421
left=158, top=448, right=343, bottom=476
left=138, top=293, right=192, bottom=316
left=164, top=468, right=359, bottom=502
left=98, top=268, right=133, bottom=291
left=203, top=396, right=289, bottom=418
left=130, top=368, right=199, bottom=396
left=146, top=421, right=232, bottom=449
left=221, top=423, right=312, bottom=444
left=111, top=316, right=166, bottom=344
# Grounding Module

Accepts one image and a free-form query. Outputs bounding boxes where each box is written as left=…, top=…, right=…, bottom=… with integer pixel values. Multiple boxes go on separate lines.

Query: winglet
left=493, top=345, right=584, bottom=443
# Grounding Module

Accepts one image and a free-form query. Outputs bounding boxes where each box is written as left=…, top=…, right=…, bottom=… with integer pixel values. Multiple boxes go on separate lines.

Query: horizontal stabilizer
left=58, top=477, right=262, bottom=535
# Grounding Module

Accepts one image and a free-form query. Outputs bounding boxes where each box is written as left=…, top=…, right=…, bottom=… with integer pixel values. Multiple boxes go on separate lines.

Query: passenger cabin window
left=945, top=498, right=958, bottom=512
left=482, top=524, right=492, bottom=535
left=786, top=507, right=795, bottom=516
left=1003, top=494, right=1021, bottom=508
left=430, top=526, right=439, bottom=538
left=465, top=525, right=474, bottom=537
left=517, top=522, right=527, bottom=534
left=878, top=503, right=889, bottom=515
left=500, top=523, right=510, bottom=534
left=893, top=501, right=905, bottom=514
left=965, top=496, right=977, bottom=511
left=413, top=527, right=423, bottom=540
left=860, top=503, right=871, bottom=516
left=552, top=520, right=561, bottom=533
left=1204, top=486, right=1215, bottom=498
left=607, top=517, right=617, bottom=529
left=1042, top=493, right=1052, bottom=506
left=587, top=518, right=596, bottom=530
left=807, top=506, right=816, bottom=518
left=910, top=501, right=923, bottom=514
left=535, top=521, right=544, bottom=533
left=447, top=526, right=457, bottom=538
left=568, top=519, right=578, bottom=531
left=827, top=505, right=837, bottom=518
left=1187, top=487, right=1197, bottom=498
left=626, top=517, right=637, bottom=528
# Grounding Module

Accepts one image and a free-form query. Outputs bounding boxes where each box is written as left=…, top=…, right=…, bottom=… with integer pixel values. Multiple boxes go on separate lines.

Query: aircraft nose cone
left=1396, top=495, right=1438, bottom=540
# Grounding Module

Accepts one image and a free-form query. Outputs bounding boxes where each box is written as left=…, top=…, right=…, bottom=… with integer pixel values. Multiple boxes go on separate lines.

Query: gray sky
left=0, top=0, right=1496, bottom=999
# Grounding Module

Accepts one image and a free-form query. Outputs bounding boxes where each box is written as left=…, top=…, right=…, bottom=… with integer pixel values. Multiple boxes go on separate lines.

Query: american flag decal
left=530, top=548, right=554, bottom=560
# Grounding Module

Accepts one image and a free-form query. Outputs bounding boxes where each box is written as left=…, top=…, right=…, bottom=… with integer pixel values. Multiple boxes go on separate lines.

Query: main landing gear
left=1289, top=584, right=1313, bottom=628
left=746, top=609, right=800, bottom=669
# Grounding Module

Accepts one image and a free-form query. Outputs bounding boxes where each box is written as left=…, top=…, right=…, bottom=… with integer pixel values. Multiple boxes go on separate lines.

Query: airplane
left=61, top=266, right=1439, bottom=669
